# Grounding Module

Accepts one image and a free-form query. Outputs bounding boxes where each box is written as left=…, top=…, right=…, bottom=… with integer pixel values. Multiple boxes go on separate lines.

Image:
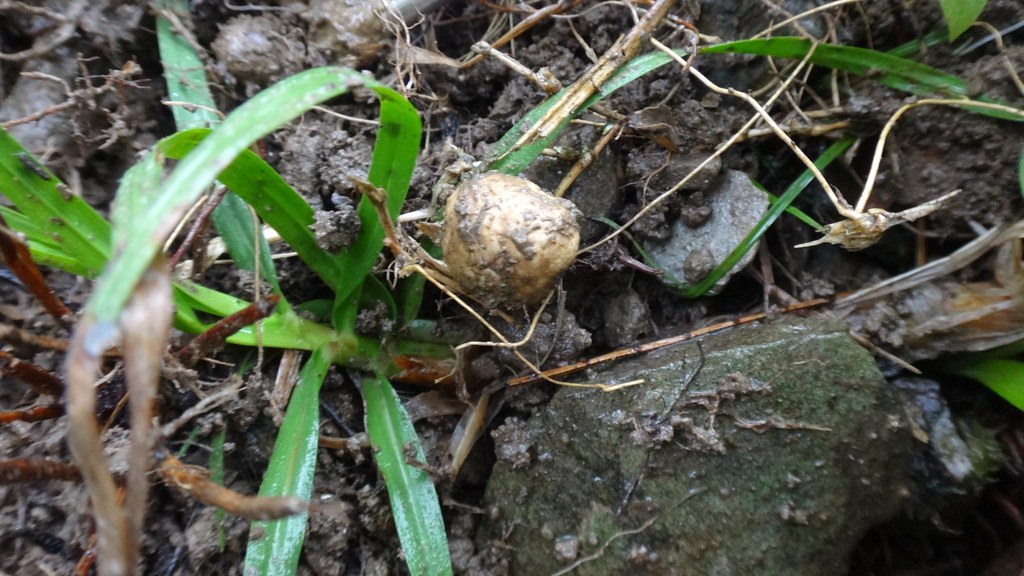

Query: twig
left=677, top=46, right=848, bottom=217
left=0, top=100, right=75, bottom=129
left=549, top=515, right=662, bottom=576
left=0, top=322, right=70, bottom=351
left=495, top=0, right=675, bottom=160
left=0, top=0, right=86, bottom=62
left=174, top=294, right=280, bottom=367
left=554, top=124, right=621, bottom=197
left=460, top=0, right=585, bottom=67
left=0, top=458, right=82, bottom=483
left=0, top=350, right=63, bottom=397
left=969, top=21, right=1024, bottom=98
left=156, top=450, right=306, bottom=520
left=160, top=381, right=242, bottom=439
left=0, top=220, right=73, bottom=325
left=508, top=297, right=831, bottom=387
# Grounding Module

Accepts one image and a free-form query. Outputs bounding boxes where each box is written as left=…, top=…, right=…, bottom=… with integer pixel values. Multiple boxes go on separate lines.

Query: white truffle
left=441, top=172, right=581, bottom=309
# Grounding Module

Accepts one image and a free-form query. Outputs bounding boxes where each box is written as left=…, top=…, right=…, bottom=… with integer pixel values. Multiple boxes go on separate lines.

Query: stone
left=479, top=318, right=922, bottom=575
left=644, top=169, right=769, bottom=294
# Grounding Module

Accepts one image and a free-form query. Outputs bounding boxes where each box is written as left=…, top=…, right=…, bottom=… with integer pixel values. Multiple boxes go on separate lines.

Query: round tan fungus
left=441, top=172, right=581, bottom=309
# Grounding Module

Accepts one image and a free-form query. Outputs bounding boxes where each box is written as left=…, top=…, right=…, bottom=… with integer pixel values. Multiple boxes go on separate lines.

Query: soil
left=1, top=1, right=1024, bottom=575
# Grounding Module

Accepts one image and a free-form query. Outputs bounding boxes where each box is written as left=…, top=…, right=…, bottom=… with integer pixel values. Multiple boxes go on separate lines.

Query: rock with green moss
left=479, top=318, right=975, bottom=575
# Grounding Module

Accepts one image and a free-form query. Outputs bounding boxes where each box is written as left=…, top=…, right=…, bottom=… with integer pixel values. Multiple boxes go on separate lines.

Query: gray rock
left=645, top=169, right=769, bottom=293
left=480, top=318, right=921, bottom=575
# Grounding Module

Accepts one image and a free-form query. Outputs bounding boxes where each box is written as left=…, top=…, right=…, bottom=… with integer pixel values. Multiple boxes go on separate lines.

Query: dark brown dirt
left=1, top=1, right=1024, bottom=575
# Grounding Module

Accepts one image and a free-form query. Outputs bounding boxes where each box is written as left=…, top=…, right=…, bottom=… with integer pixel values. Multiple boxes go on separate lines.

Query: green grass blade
left=337, top=88, right=422, bottom=308
left=888, top=30, right=951, bottom=59
left=210, top=190, right=283, bottom=294
left=171, top=282, right=334, bottom=350
left=1018, top=145, right=1024, bottom=198
left=86, top=67, right=416, bottom=323
left=111, top=146, right=166, bottom=254
left=764, top=191, right=821, bottom=229
left=950, top=358, right=1024, bottom=410
left=702, top=38, right=968, bottom=98
left=154, top=0, right=219, bottom=130
left=704, top=38, right=1023, bottom=121
left=363, top=373, right=452, bottom=576
left=488, top=49, right=688, bottom=174
left=941, top=0, right=987, bottom=41
left=244, top=346, right=333, bottom=575
left=156, top=0, right=281, bottom=296
left=0, top=129, right=111, bottom=275
left=158, top=129, right=340, bottom=288
left=679, top=137, right=853, bottom=298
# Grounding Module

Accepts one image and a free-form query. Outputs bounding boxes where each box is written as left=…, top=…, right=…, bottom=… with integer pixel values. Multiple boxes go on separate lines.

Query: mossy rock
left=480, top=318, right=920, bottom=575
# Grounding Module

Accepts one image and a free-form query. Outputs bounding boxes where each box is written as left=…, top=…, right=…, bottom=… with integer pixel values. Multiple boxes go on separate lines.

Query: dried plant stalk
left=66, top=316, right=127, bottom=575
left=120, top=263, right=173, bottom=573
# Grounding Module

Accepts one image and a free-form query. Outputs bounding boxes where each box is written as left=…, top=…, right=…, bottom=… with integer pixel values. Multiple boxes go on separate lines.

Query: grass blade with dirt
left=243, top=346, right=333, bottom=576
left=154, top=0, right=219, bottom=130
left=363, top=372, right=453, bottom=576
left=334, top=83, right=421, bottom=312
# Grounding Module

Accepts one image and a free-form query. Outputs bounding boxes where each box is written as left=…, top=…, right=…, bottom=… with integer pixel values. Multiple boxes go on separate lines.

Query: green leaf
left=940, top=0, right=987, bottom=41
left=488, top=49, right=688, bottom=174
left=764, top=191, right=821, bottom=229
left=210, top=190, right=283, bottom=294
left=154, top=0, right=220, bottom=130
left=158, top=129, right=339, bottom=287
left=111, top=148, right=167, bottom=255
left=244, top=346, right=333, bottom=575
left=703, top=37, right=1024, bottom=122
left=85, top=66, right=417, bottom=324
left=171, top=281, right=334, bottom=350
left=156, top=0, right=281, bottom=300
left=0, top=129, right=111, bottom=275
left=363, top=374, right=452, bottom=576
left=0, top=206, right=96, bottom=276
left=702, top=38, right=967, bottom=97
left=951, top=358, right=1024, bottom=410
